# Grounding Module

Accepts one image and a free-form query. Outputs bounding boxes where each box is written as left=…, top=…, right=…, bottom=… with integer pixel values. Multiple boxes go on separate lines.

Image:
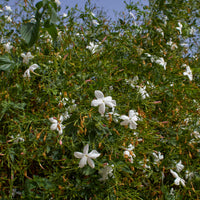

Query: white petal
left=129, top=110, right=137, bottom=118
left=95, top=90, right=104, bottom=99
left=174, top=177, right=180, bottom=185
left=49, top=117, right=57, bottom=123
left=129, top=122, right=137, bottom=129
left=91, top=99, right=103, bottom=107
left=83, top=144, right=89, bottom=154
left=170, top=169, right=179, bottom=179
left=120, top=120, right=129, bottom=126
left=88, top=150, right=100, bottom=159
left=50, top=124, right=57, bottom=131
left=74, top=152, right=83, bottom=158
left=79, top=156, right=87, bottom=168
left=123, top=150, right=130, bottom=157
left=120, top=115, right=129, bottom=121
left=87, top=158, right=95, bottom=168
left=98, top=103, right=105, bottom=115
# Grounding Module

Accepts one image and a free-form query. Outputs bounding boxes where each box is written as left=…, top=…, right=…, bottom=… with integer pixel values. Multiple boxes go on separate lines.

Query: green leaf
left=0, top=55, right=15, bottom=71
left=45, top=24, right=58, bottom=41
left=50, top=7, right=58, bottom=24
left=20, top=21, right=40, bottom=47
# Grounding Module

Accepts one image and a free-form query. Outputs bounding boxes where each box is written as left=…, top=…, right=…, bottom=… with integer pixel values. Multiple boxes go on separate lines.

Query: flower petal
left=74, top=152, right=83, bottom=158
left=120, top=115, right=129, bottom=121
left=83, top=144, right=89, bottom=154
left=88, top=150, right=100, bottom=159
left=120, top=120, right=129, bottom=126
left=49, top=117, right=57, bottom=123
left=50, top=124, right=57, bottom=131
left=87, top=158, right=95, bottom=168
left=95, top=90, right=104, bottom=99
left=170, top=169, right=179, bottom=179
left=91, top=99, right=103, bottom=107
left=98, top=103, right=105, bottom=115
left=79, top=156, right=87, bottom=168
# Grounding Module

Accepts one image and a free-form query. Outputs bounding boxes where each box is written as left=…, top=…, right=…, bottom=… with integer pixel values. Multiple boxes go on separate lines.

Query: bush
left=0, top=0, right=199, bottom=199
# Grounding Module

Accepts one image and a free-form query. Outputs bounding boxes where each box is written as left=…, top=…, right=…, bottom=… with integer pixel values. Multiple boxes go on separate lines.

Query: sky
left=6, top=0, right=149, bottom=20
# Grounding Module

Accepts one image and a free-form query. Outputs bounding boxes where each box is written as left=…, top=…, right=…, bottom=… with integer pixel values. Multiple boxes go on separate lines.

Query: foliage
left=0, top=0, right=199, bottom=199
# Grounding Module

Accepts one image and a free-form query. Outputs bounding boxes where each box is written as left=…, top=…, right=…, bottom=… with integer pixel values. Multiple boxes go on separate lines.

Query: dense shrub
left=0, top=0, right=199, bottom=199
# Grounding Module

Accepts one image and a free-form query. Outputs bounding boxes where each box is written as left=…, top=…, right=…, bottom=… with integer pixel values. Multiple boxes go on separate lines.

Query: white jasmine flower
left=126, top=76, right=139, bottom=88
left=129, top=12, right=135, bottom=19
left=23, top=64, right=39, bottom=78
left=74, top=144, right=100, bottom=168
left=167, top=38, right=178, bottom=50
left=139, top=159, right=151, bottom=169
left=91, top=90, right=116, bottom=116
left=152, top=151, right=164, bottom=164
left=185, top=170, right=194, bottom=180
left=63, top=13, right=67, bottom=17
left=123, top=144, right=136, bottom=163
left=98, top=163, right=114, bottom=181
left=4, top=5, right=12, bottom=12
left=10, top=134, right=24, bottom=143
left=120, top=110, right=139, bottom=129
left=155, top=57, right=167, bottom=70
left=92, top=19, right=99, bottom=25
left=137, top=86, right=149, bottom=99
left=3, top=42, right=13, bottom=53
left=183, top=65, right=193, bottom=81
left=156, top=28, right=164, bottom=37
left=86, top=42, right=99, bottom=54
left=163, top=15, right=168, bottom=26
left=176, top=160, right=184, bottom=173
left=176, top=22, right=183, bottom=34
left=49, top=115, right=65, bottom=135
left=55, top=0, right=61, bottom=6
left=105, top=111, right=120, bottom=122
left=190, top=27, right=196, bottom=35
left=0, top=9, right=3, bottom=13
left=21, top=52, right=34, bottom=64
left=191, top=131, right=200, bottom=140
left=5, top=15, right=12, bottom=22
left=170, top=169, right=186, bottom=187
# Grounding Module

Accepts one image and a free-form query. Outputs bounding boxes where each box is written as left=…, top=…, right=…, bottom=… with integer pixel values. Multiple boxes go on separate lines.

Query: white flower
left=86, top=42, right=99, bottom=54
left=0, top=9, right=3, bottom=13
left=98, top=163, right=114, bottom=181
left=170, top=169, right=186, bottom=187
left=91, top=90, right=116, bottom=116
left=120, top=110, right=139, bottom=129
left=191, top=131, right=200, bottom=140
left=21, top=52, right=34, bottom=64
left=137, top=86, right=149, bottom=99
left=129, top=12, right=135, bottom=19
left=167, top=38, right=178, bottom=50
left=126, top=76, right=139, bottom=88
left=3, top=42, right=13, bottom=53
left=10, top=134, right=24, bottom=143
left=63, top=13, right=67, bottom=17
left=49, top=116, right=65, bottom=135
left=185, top=170, right=194, bottom=180
left=163, top=15, right=168, bottom=26
left=4, top=5, right=12, bottom=12
left=183, top=65, right=193, bottom=81
left=176, top=22, right=183, bottom=34
left=55, top=0, right=61, bottom=6
left=23, top=64, right=39, bottom=78
left=156, top=28, right=164, bottom=37
left=152, top=151, right=164, bottom=164
left=176, top=160, right=184, bottom=173
left=190, top=27, right=196, bottom=35
left=105, top=111, right=120, bottom=122
left=5, top=15, right=12, bottom=22
left=155, top=57, right=167, bottom=70
left=123, top=144, right=136, bottom=163
left=92, top=19, right=99, bottom=25
left=74, top=144, right=100, bottom=168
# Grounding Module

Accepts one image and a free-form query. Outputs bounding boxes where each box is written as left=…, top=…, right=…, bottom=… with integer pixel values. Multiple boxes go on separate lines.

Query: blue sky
left=7, top=0, right=148, bottom=20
